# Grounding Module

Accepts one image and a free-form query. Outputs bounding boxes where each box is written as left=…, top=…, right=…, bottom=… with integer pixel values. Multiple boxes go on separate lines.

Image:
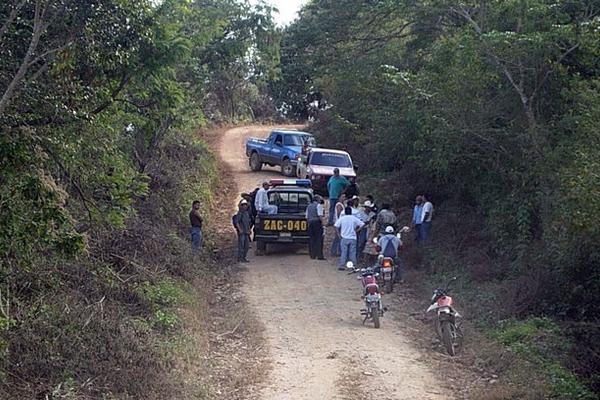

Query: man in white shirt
left=420, top=195, right=433, bottom=242
left=255, top=181, right=278, bottom=215
left=334, top=206, right=365, bottom=270
left=330, top=193, right=346, bottom=257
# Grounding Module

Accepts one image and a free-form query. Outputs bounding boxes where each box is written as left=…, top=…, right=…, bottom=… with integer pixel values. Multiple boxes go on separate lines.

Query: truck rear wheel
left=255, top=240, right=266, bottom=255
left=281, top=159, right=295, bottom=177
left=250, top=152, right=262, bottom=171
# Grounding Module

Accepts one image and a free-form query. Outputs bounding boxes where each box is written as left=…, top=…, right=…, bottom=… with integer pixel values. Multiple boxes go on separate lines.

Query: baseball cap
left=385, top=226, right=394, bottom=233
left=240, top=199, right=249, bottom=205
left=363, top=200, right=373, bottom=208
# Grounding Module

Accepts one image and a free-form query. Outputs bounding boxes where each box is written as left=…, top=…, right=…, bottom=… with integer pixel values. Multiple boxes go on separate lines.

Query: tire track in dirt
left=218, top=125, right=456, bottom=400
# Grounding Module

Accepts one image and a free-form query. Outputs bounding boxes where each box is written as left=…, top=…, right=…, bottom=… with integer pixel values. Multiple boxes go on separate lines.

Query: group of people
left=188, top=170, right=434, bottom=271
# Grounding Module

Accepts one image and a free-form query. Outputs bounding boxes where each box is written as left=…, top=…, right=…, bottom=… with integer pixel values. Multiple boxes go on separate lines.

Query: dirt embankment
left=209, top=125, right=491, bottom=400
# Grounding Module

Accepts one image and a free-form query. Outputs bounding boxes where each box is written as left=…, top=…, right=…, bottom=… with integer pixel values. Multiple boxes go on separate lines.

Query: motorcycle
left=373, top=226, right=410, bottom=293
left=347, top=261, right=384, bottom=328
left=426, top=276, right=463, bottom=356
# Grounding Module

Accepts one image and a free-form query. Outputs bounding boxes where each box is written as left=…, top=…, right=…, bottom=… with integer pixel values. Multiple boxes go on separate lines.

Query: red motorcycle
left=347, top=262, right=384, bottom=328
left=426, top=277, right=463, bottom=356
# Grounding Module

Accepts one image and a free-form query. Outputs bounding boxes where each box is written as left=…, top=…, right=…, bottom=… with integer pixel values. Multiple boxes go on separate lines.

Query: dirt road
left=219, top=126, right=455, bottom=400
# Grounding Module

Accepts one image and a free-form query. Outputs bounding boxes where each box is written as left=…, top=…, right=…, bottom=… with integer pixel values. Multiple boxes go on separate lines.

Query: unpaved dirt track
left=219, top=126, right=453, bottom=400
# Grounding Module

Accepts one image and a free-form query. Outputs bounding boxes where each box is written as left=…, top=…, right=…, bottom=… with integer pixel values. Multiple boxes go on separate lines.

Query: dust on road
left=218, top=126, right=454, bottom=400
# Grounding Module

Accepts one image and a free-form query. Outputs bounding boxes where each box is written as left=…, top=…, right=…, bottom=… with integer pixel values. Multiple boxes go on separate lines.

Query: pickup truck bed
left=246, top=130, right=315, bottom=177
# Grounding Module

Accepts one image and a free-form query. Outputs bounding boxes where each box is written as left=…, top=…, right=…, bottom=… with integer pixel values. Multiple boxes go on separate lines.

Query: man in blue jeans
left=189, top=200, right=203, bottom=251
left=420, top=195, right=434, bottom=242
left=334, top=206, right=364, bottom=270
left=327, top=168, right=350, bottom=225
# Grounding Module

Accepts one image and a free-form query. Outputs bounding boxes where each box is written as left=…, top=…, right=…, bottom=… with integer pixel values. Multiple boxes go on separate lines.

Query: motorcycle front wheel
left=385, top=279, right=393, bottom=294
left=372, top=307, right=381, bottom=329
left=440, top=321, right=456, bottom=356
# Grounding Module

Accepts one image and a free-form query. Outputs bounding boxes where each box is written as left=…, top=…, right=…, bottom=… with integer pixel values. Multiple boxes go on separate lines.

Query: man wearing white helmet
left=378, top=225, right=404, bottom=283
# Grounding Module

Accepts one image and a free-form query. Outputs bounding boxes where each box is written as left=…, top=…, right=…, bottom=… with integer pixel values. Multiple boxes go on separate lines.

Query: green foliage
left=136, top=278, right=186, bottom=308
left=279, top=0, right=600, bottom=394
left=492, top=318, right=595, bottom=399
left=0, top=0, right=278, bottom=397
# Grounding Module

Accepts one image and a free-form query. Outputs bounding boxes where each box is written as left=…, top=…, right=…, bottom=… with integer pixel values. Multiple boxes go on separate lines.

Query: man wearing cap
left=306, top=195, right=326, bottom=260
left=357, top=200, right=376, bottom=258
left=256, top=181, right=278, bottom=215
left=378, top=225, right=404, bottom=283
left=376, top=203, right=397, bottom=234
left=327, top=168, right=350, bottom=225
left=234, top=200, right=252, bottom=262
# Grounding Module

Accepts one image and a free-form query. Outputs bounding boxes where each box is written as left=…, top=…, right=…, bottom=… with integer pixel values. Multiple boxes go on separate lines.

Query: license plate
left=366, top=294, right=380, bottom=302
left=382, top=267, right=392, bottom=273
left=263, top=219, right=308, bottom=231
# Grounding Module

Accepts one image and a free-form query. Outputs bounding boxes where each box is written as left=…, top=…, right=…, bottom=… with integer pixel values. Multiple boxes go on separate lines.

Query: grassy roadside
left=0, top=126, right=267, bottom=399
left=357, top=172, right=596, bottom=400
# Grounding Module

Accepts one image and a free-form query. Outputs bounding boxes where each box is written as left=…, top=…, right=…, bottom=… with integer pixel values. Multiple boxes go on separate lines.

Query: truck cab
left=254, top=179, right=313, bottom=255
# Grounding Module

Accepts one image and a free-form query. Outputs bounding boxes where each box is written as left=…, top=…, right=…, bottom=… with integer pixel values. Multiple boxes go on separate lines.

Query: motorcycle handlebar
left=444, top=276, right=457, bottom=291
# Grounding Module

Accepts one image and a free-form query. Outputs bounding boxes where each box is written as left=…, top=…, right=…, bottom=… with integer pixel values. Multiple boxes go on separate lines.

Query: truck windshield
left=283, top=135, right=315, bottom=146
left=268, top=191, right=312, bottom=214
left=310, top=152, right=352, bottom=168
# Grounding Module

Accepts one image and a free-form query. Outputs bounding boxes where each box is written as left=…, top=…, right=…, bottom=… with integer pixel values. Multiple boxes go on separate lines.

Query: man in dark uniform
left=234, top=200, right=252, bottom=262
left=306, top=195, right=326, bottom=260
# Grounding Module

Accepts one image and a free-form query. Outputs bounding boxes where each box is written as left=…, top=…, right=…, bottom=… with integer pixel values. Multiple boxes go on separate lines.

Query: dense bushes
left=1, top=0, right=279, bottom=397
left=276, top=0, right=600, bottom=395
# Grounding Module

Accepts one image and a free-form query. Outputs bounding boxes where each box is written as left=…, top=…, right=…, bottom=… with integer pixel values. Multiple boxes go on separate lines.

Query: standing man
left=366, top=194, right=379, bottom=214
left=306, top=195, right=326, bottom=260
left=356, top=200, right=374, bottom=258
left=412, top=195, right=424, bottom=242
left=256, top=181, right=277, bottom=215
left=334, top=207, right=364, bottom=270
left=345, top=178, right=359, bottom=199
left=376, top=203, right=397, bottom=234
left=420, top=195, right=434, bottom=242
left=189, top=200, right=203, bottom=251
left=327, top=168, right=350, bottom=225
left=330, top=193, right=346, bottom=257
left=234, top=200, right=252, bottom=262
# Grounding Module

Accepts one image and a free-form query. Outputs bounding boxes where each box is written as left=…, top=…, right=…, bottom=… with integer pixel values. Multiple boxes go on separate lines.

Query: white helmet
left=385, top=226, right=394, bottom=234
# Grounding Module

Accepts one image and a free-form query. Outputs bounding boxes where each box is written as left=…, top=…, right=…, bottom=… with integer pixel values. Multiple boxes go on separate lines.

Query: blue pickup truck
left=246, top=129, right=316, bottom=176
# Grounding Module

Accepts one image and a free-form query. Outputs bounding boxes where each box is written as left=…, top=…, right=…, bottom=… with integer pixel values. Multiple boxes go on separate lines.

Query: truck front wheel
left=281, top=159, right=295, bottom=177
left=250, top=152, right=263, bottom=171
left=255, top=240, right=267, bottom=256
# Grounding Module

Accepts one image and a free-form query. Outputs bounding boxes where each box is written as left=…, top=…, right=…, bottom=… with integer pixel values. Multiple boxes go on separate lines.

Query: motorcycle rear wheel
left=372, top=308, right=381, bottom=329
left=440, top=321, right=456, bottom=356
left=385, top=279, right=393, bottom=294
